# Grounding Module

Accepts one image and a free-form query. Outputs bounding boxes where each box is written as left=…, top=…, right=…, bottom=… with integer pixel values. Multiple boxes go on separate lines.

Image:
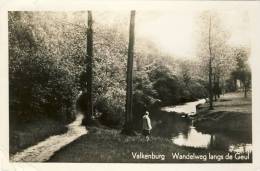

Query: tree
left=196, top=11, right=231, bottom=109
left=121, top=11, right=136, bottom=135
left=9, top=12, right=84, bottom=124
left=82, top=11, right=96, bottom=126
left=207, top=15, right=214, bottom=109
left=231, top=48, right=251, bottom=98
left=179, top=60, right=192, bottom=88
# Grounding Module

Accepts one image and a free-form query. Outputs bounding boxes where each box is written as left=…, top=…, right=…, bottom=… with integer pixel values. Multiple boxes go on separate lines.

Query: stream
left=152, top=99, right=252, bottom=153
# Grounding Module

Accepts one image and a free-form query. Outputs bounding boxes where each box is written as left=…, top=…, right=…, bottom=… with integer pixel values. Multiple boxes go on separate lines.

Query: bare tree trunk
left=217, top=74, right=220, bottom=98
left=234, top=78, right=237, bottom=91
left=222, top=80, right=225, bottom=96
left=82, top=11, right=95, bottom=126
left=244, top=82, right=247, bottom=98
left=121, top=11, right=136, bottom=135
left=244, top=87, right=247, bottom=98
left=208, top=16, right=214, bottom=110
left=213, top=73, right=217, bottom=101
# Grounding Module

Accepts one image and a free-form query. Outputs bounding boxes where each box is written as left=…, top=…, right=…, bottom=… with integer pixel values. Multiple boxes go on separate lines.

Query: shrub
left=9, top=12, right=79, bottom=124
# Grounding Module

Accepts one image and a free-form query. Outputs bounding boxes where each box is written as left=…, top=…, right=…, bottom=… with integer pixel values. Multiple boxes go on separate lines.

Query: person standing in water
left=142, top=111, right=152, bottom=142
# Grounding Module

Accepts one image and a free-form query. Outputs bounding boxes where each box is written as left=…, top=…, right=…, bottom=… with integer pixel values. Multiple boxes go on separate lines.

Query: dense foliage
left=9, top=12, right=83, bottom=124
left=10, top=11, right=244, bottom=129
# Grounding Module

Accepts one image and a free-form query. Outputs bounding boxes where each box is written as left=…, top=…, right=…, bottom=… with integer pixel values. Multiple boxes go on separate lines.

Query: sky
left=93, top=7, right=252, bottom=60
left=135, top=9, right=251, bottom=59
left=136, top=11, right=197, bottom=58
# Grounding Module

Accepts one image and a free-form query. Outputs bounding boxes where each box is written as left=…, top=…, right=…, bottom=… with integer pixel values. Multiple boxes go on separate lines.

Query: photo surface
left=8, top=6, right=253, bottom=163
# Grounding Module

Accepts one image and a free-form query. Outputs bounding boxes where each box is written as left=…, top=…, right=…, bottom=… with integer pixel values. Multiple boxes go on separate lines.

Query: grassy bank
left=49, top=127, right=251, bottom=163
left=194, top=92, right=252, bottom=133
left=10, top=118, right=68, bottom=155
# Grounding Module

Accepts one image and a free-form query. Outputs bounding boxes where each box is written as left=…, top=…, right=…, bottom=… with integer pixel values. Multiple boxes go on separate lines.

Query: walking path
left=10, top=114, right=87, bottom=162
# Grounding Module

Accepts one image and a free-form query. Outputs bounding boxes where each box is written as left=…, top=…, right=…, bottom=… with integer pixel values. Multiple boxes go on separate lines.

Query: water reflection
left=151, top=99, right=252, bottom=153
left=172, top=126, right=212, bottom=148
left=161, top=99, right=206, bottom=115
left=171, top=125, right=252, bottom=153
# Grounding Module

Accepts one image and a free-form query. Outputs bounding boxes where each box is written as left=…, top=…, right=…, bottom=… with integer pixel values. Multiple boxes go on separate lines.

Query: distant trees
left=178, top=59, right=208, bottom=101
left=196, top=10, right=251, bottom=104
left=230, top=48, right=251, bottom=98
left=151, top=65, right=181, bottom=104
left=196, top=12, right=233, bottom=109
left=180, top=62, right=192, bottom=88
left=10, top=11, right=230, bottom=132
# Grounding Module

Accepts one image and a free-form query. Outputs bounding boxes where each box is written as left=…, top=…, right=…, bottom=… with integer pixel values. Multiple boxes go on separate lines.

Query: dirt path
left=10, top=114, right=87, bottom=162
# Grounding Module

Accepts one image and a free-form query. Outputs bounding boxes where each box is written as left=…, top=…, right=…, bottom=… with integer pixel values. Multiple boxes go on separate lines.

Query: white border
left=0, top=1, right=260, bottom=171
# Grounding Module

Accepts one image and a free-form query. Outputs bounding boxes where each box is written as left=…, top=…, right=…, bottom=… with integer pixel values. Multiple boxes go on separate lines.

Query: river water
left=152, top=99, right=252, bottom=153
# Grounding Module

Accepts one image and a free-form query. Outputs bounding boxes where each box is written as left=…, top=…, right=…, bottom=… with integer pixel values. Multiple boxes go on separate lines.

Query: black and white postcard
left=0, top=0, right=260, bottom=171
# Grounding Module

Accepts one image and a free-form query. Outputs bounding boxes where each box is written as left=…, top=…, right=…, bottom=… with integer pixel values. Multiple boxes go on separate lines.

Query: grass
left=10, top=118, right=68, bottom=155
left=11, top=92, right=252, bottom=163
left=49, top=127, right=251, bottom=163
left=197, top=92, right=251, bottom=114
left=194, top=92, right=252, bottom=133
left=48, top=92, right=252, bottom=163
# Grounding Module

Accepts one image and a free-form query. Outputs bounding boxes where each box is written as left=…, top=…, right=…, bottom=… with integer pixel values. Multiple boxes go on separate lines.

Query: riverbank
left=194, top=92, right=252, bottom=133
left=49, top=127, right=251, bottom=163
left=47, top=92, right=252, bottom=163
left=10, top=92, right=252, bottom=163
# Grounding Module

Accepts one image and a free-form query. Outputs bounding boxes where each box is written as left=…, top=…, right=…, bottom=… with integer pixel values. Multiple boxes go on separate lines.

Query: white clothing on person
left=142, top=115, right=152, bottom=130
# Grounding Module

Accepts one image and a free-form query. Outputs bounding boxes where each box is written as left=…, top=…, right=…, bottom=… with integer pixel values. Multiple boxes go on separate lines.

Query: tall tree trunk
left=208, top=16, right=214, bottom=110
left=121, top=11, right=136, bottom=135
left=222, top=80, right=225, bottom=96
left=234, top=78, right=237, bottom=91
left=82, top=11, right=94, bottom=126
left=213, top=73, right=217, bottom=101
left=217, top=74, right=220, bottom=98
left=244, top=81, right=247, bottom=98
